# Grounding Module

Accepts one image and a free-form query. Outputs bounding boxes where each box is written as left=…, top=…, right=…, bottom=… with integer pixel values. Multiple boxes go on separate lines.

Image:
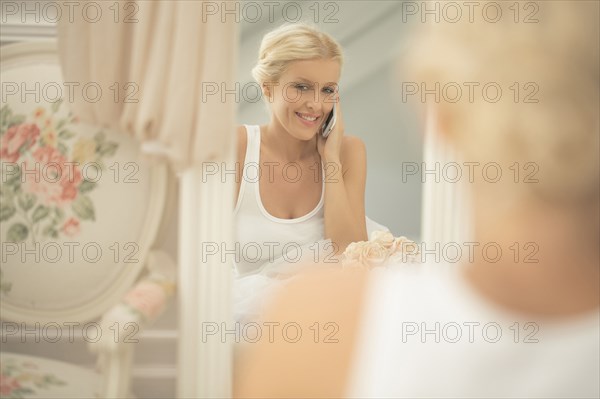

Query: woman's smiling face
left=265, top=58, right=340, bottom=140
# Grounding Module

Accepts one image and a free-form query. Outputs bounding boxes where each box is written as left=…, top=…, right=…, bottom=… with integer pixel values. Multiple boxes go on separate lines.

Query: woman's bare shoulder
left=340, top=134, right=366, bottom=158
left=341, top=134, right=365, bottom=149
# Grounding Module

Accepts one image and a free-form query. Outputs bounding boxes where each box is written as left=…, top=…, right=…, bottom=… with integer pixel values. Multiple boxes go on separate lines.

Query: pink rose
left=359, top=241, right=388, bottom=267
left=343, top=234, right=422, bottom=269
left=123, top=281, right=167, bottom=320
left=342, top=240, right=388, bottom=269
left=371, top=230, right=397, bottom=251
left=31, top=145, right=65, bottom=165
left=61, top=218, right=80, bottom=237
left=0, top=374, right=21, bottom=395
left=343, top=242, right=363, bottom=261
left=22, top=146, right=82, bottom=206
left=0, top=123, right=40, bottom=162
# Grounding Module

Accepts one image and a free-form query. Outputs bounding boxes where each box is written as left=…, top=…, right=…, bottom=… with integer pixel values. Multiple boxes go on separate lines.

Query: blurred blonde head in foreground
left=406, top=1, right=599, bottom=230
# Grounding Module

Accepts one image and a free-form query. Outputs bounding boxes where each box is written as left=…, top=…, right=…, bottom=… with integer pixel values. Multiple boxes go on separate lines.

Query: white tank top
left=233, top=125, right=325, bottom=277
left=346, top=263, right=600, bottom=398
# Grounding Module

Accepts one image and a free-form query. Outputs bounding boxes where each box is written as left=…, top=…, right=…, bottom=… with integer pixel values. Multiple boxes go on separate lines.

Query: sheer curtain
left=57, top=1, right=238, bottom=396
left=56, top=0, right=237, bottom=169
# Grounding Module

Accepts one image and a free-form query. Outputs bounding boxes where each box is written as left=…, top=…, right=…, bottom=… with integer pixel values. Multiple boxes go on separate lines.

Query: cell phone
left=320, top=103, right=336, bottom=138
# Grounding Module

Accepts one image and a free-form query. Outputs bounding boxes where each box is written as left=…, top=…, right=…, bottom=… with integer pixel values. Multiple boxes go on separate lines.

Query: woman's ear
left=262, top=82, right=273, bottom=100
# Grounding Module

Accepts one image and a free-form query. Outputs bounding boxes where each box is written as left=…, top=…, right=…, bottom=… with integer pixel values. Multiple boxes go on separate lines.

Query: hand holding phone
left=320, top=103, right=337, bottom=138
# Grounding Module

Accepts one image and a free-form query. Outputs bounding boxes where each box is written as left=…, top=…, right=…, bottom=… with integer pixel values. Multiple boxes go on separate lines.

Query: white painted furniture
left=0, top=42, right=175, bottom=398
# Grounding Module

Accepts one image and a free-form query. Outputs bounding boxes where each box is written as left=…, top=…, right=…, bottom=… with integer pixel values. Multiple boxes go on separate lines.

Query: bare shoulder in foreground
left=234, top=267, right=370, bottom=399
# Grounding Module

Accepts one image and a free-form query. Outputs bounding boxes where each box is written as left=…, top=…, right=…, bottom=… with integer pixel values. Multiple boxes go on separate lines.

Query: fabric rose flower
left=342, top=230, right=421, bottom=270
left=359, top=241, right=388, bottom=267
left=0, top=123, right=40, bottom=162
left=343, top=242, right=362, bottom=262
left=342, top=240, right=388, bottom=269
left=370, top=230, right=397, bottom=251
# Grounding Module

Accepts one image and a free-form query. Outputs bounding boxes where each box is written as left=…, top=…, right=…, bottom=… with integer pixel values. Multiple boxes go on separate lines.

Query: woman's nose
left=306, top=100, right=321, bottom=113
left=305, top=96, right=324, bottom=113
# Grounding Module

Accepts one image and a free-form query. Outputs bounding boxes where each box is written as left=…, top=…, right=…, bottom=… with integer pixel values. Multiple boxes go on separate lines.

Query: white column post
left=177, top=151, right=234, bottom=398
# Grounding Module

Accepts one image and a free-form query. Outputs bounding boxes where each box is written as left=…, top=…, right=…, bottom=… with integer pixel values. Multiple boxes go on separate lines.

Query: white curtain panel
left=56, top=0, right=238, bottom=170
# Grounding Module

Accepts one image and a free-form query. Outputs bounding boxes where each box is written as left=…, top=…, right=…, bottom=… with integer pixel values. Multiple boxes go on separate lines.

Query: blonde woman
left=233, top=23, right=368, bottom=277
left=236, top=2, right=599, bottom=397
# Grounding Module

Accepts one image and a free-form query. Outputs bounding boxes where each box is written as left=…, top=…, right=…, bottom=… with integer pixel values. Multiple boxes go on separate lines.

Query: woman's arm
left=234, top=125, right=247, bottom=205
left=322, top=135, right=369, bottom=254
left=317, top=99, right=368, bottom=254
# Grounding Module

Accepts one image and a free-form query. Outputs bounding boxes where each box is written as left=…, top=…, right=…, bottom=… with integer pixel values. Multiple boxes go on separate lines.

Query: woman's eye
left=323, top=87, right=335, bottom=94
left=295, top=84, right=310, bottom=91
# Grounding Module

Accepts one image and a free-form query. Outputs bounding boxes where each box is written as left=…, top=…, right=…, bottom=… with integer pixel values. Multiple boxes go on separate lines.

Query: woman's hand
left=317, top=95, right=344, bottom=163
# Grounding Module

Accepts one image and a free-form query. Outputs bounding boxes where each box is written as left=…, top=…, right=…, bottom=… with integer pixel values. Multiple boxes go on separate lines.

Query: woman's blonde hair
left=251, top=22, right=343, bottom=86
left=406, top=1, right=599, bottom=206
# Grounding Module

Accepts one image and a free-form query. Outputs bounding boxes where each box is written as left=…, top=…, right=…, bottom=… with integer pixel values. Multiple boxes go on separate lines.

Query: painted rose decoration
left=0, top=101, right=119, bottom=244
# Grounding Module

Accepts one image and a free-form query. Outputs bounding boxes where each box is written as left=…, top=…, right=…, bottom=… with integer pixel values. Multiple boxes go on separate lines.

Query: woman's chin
left=288, top=123, right=319, bottom=140
left=299, top=130, right=319, bottom=141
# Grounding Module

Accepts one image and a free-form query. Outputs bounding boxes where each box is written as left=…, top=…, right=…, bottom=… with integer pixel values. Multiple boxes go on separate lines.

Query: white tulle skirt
left=232, top=217, right=396, bottom=323
left=232, top=238, right=342, bottom=324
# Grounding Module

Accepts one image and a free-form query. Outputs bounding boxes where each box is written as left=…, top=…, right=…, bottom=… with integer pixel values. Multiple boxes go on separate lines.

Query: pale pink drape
left=57, top=0, right=238, bottom=170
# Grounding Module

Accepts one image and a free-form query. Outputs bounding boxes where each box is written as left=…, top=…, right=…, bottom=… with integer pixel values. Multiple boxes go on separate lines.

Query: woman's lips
left=295, top=112, right=321, bottom=126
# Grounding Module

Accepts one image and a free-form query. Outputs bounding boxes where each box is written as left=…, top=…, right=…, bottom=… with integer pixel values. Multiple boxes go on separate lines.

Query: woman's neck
left=463, top=196, right=599, bottom=318
left=261, top=121, right=319, bottom=163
